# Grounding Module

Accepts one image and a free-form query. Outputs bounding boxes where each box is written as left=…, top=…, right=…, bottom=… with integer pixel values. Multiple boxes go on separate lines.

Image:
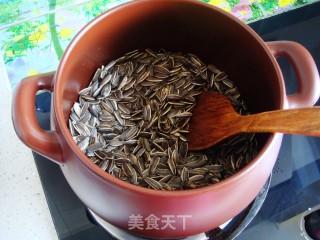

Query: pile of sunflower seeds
left=69, top=49, right=258, bottom=190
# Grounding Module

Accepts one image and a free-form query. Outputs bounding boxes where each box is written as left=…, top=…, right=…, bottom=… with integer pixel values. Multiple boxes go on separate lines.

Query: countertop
left=0, top=55, right=58, bottom=240
left=1, top=1, right=320, bottom=240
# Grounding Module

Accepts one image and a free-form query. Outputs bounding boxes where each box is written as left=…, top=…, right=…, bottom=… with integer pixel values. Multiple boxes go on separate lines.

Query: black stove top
left=33, top=3, right=320, bottom=239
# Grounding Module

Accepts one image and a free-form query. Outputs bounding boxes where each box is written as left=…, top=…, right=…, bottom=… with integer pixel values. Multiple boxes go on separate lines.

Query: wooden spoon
left=188, top=91, right=320, bottom=151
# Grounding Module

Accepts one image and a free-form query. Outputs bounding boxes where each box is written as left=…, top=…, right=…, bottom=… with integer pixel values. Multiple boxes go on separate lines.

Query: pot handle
left=267, top=41, right=320, bottom=108
left=12, top=72, right=64, bottom=164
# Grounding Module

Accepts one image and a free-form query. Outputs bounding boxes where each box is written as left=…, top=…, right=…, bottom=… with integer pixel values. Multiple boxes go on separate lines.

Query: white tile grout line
left=0, top=0, right=92, bottom=30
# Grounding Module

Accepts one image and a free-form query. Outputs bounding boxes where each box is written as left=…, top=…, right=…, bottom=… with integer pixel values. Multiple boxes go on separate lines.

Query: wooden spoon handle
left=242, top=107, right=320, bottom=136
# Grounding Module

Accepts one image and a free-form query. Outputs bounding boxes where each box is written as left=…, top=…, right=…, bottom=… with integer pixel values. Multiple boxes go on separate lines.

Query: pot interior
left=57, top=0, right=284, bottom=153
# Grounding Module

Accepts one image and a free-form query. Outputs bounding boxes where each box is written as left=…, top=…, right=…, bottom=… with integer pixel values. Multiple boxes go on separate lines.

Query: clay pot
left=12, top=0, right=320, bottom=238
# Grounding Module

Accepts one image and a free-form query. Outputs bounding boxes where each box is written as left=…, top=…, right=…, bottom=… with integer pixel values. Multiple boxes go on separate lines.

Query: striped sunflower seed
left=69, top=49, right=258, bottom=190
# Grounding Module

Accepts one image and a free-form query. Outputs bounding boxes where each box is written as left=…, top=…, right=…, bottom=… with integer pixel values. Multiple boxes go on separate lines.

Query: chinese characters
left=128, top=214, right=192, bottom=231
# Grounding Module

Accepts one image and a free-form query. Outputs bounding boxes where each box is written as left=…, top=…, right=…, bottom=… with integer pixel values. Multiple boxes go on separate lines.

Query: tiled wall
left=0, top=0, right=318, bottom=89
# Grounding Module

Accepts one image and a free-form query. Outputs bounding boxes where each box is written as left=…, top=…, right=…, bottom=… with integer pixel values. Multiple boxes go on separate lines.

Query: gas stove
left=33, top=3, right=320, bottom=240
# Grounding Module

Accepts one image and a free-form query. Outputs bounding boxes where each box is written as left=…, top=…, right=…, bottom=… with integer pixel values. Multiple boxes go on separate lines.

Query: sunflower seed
left=142, top=138, right=151, bottom=152
left=70, top=49, right=258, bottom=190
left=101, top=100, right=114, bottom=113
left=109, top=138, right=124, bottom=147
left=150, top=156, right=160, bottom=174
left=123, top=162, right=134, bottom=177
left=101, top=84, right=112, bottom=97
left=180, top=167, right=189, bottom=182
left=114, top=110, right=124, bottom=126
left=79, top=87, right=92, bottom=96
left=189, top=175, right=204, bottom=182
left=69, top=120, right=76, bottom=136
left=77, top=137, right=90, bottom=152
left=167, top=157, right=176, bottom=175
left=87, top=142, right=104, bottom=152
left=144, top=177, right=162, bottom=190
left=74, top=122, right=91, bottom=137
left=93, top=150, right=106, bottom=160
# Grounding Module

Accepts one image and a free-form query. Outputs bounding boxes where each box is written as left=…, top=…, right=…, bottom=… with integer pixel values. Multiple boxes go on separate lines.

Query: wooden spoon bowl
left=188, top=91, right=320, bottom=151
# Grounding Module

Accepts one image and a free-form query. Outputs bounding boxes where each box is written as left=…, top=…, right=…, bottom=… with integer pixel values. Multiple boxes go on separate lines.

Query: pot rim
left=54, top=0, right=285, bottom=197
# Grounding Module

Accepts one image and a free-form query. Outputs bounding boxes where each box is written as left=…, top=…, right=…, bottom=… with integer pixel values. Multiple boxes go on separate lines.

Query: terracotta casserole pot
left=12, top=0, right=320, bottom=238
